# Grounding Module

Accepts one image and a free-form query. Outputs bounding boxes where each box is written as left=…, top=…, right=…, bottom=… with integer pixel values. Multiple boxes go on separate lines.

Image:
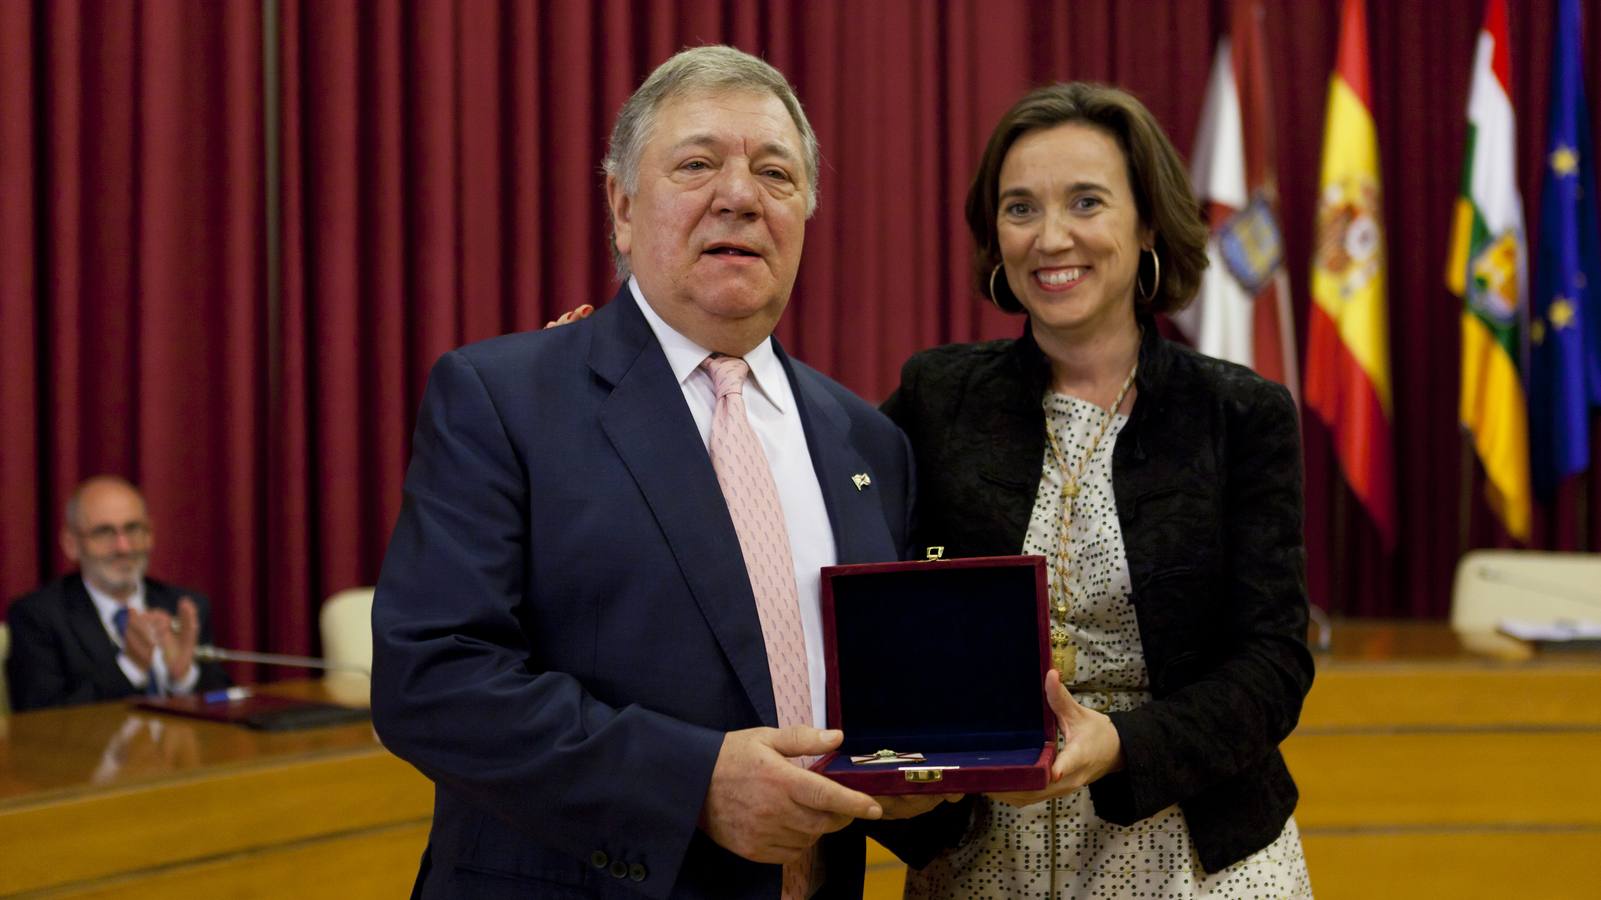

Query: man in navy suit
left=371, top=46, right=959, bottom=898
left=6, top=475, right=228, bottom=711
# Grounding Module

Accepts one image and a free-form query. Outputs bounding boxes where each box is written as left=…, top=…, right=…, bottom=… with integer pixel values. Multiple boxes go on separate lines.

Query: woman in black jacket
left=887, top=83, right=1314, bottom=897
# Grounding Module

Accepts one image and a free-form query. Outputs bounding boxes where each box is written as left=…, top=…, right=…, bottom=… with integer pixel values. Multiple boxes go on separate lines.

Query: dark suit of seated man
left=371, top=45, right=964, bottom=900
left=5, top=475, right=228, bottom=712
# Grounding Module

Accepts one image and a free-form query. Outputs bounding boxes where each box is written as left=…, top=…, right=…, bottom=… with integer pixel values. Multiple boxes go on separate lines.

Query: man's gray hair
left=603, top=45, right=820, bottom=279
left=63, top=475, right=143, bottom=531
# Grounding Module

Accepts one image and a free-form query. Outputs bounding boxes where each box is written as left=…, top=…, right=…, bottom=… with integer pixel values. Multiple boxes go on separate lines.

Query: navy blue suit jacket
left=371, top=289, right=920, bottom=898
left=5, top=574, right=228, bottom=712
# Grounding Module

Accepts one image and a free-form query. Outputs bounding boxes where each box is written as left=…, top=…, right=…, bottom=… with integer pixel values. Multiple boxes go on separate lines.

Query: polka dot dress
left=903, top=392, right=1313, bottom=899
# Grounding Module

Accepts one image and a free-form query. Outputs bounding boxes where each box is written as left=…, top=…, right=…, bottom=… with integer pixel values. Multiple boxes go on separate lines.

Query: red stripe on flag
left=1234, top=0, right=1274, bottom=191
left=1204, top=199, right=1236, bottom=231
left=1305, top=302, right=1397, bottom=550
left=1252, top=279, right=1289, bottom=388
left=1484, top=0, right=1513, bottom=91
left=1335, top=0, right=1373, bottom=108
left=1235, top=0, right=1300, bottom=400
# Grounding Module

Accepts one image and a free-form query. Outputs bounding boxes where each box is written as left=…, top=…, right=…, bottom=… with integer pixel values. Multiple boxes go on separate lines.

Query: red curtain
left=0, top=0, right=264, bottom=656
left=4, top=0, right=1600, bottom=660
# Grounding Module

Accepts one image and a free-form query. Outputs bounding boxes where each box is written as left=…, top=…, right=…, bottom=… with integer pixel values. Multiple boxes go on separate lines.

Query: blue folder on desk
left=135, top=692, right=369, bottom=731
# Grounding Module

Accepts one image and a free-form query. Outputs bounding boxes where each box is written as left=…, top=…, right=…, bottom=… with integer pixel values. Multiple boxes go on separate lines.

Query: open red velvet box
left=808, top=554, right=1056, bottom=794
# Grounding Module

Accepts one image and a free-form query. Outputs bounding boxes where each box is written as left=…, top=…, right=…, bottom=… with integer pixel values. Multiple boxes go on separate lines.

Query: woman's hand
left=874, top=792, right=964, bottom=819
left=987, top=669, right=1124, bottom=807
left=544, top=304, right=593, bottom=328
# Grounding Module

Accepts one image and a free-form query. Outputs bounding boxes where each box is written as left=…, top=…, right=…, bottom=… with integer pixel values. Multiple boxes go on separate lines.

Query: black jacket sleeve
left=1091, top=380, right=1313, bottom=822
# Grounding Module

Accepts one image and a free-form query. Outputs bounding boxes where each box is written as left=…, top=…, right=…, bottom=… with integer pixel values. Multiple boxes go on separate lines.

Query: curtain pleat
left=0, top=0, right=40, bottom=602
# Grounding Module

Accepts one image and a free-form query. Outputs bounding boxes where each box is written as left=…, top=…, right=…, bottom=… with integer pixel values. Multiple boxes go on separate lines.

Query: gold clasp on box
left=903, top=767, right=944, bottom=783
left=924, top=546, right=945, bottom=561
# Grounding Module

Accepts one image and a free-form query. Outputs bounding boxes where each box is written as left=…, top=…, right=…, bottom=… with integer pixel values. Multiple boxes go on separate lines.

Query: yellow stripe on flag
left=1459, top=311, right=1531, bottom=540
left=1445, top=197, right=1476, bottom=297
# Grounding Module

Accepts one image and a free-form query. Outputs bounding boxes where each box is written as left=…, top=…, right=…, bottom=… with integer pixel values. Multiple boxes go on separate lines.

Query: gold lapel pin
left=851, top=473, right=871, bottom=491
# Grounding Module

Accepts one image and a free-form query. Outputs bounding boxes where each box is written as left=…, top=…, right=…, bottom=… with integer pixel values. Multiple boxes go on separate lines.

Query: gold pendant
left=1062, top=481, right=1080, bottom=499
left=1052, top=644, right=1076, bottom=683
left=1050, top=629, right=1076, bottom=682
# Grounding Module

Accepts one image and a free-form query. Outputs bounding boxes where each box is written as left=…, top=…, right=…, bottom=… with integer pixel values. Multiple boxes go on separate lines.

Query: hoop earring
left=1137, top=247, right=1161, bottom=301
left=988, top=263, right=1007, bottom=310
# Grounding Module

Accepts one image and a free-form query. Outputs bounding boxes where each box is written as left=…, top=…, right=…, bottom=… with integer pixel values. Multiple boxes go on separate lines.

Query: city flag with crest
left=1175, top=0, right=1299, bottom=404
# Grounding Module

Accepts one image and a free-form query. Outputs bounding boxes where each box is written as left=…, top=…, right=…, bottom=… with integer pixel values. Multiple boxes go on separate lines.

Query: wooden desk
left=1288, top=620, right=1601, bottom=899
left=863, top=620, right=1601, bottom=899
left=10, top=625, right=1595, bottom=898
left=0, top=676, right=431, bottom=898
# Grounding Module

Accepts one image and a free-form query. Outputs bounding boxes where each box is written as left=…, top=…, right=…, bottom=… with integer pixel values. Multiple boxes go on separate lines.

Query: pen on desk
left=203, top=686, right=253, bottom=704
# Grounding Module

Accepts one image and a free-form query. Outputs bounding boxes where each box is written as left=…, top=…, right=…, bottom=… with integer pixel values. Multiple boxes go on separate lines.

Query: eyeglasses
left=78, top=522, right=152, bottom=545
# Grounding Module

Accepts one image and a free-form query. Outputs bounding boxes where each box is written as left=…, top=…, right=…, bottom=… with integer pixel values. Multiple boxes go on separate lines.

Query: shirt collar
left=84, top=577, right=147, bottom=631
left=628, top=277, right=787, bottom=411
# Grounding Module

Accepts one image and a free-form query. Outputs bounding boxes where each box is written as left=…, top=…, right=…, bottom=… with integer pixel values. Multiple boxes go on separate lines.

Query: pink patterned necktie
left=700, top=354, right=815, bottom=899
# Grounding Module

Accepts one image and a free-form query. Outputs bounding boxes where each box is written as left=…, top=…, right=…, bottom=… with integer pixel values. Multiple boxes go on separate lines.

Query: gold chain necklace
left=1042, top=358, right=1137, bottom=683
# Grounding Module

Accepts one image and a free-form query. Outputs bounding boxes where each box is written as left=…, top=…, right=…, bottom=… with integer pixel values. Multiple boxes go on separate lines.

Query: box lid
left=819, top=554, right=1055, bottom=756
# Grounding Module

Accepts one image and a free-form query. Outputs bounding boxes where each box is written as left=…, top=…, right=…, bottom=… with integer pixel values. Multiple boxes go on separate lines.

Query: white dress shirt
left=85, top=579, right=199, bottom=696
left=630, top=278, right=836, bottom=728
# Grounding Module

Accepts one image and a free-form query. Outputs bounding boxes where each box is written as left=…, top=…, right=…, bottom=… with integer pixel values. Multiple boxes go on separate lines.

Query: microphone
left=193, top=645, right=370, bottom=675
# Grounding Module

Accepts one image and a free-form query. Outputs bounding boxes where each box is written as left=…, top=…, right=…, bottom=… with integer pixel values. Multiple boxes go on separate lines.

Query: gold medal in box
left=849, top=749, right=925, bottom=765
left=809, top=553, right=1057, bottom=794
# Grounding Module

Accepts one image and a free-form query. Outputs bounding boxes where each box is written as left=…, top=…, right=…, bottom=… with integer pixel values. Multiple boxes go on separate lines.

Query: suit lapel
left=591, top=293, right=778, bottom=725
left=781, top=350, right=898, bottom=565
left=62, top=575, right=134, bottom=692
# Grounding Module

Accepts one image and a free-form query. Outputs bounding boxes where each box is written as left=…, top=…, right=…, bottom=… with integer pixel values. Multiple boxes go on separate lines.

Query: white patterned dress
left=903, top=392, right=1312, bottom=899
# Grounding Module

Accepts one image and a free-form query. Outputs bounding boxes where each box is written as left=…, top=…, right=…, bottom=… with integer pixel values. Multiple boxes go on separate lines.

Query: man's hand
left=700, top=725, right=883, bottom=864
left=160, top=596, right=200, bottom=681
left=122, top=608, right=171, bottom=673
left=989, top=669, right=1124, bottom=807
left=874, top=793, right=963, bottom=820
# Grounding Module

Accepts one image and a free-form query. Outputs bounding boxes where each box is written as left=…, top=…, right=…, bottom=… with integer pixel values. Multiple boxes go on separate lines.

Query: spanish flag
left=1306, top=0, right=1396, bottom=550
left=1446, top=0, right=1531, bottom=542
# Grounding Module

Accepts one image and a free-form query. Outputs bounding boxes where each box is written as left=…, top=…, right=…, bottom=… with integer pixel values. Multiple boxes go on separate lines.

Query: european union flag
left=1531, top=0, right=1601, bottom=498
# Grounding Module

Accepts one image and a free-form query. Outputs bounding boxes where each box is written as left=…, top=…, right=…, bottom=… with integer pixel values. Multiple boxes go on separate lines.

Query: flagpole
left=1458, top=432, right=1475, bottom=559
left=1331, top=472, right=1349, bottom=613
left=1576, top=471, right=1590, bottom=550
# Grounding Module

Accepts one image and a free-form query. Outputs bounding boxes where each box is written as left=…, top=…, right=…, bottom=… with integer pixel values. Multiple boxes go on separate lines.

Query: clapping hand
left=122, top=608, right=169, bottom=674
left=159, top=596, right=200, bottom=681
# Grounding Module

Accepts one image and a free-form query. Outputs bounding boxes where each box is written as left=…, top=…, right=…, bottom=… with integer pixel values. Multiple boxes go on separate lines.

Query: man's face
left=608, top=89, right=810, bottom=353
left=61, top=482, right=153, bottom=599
